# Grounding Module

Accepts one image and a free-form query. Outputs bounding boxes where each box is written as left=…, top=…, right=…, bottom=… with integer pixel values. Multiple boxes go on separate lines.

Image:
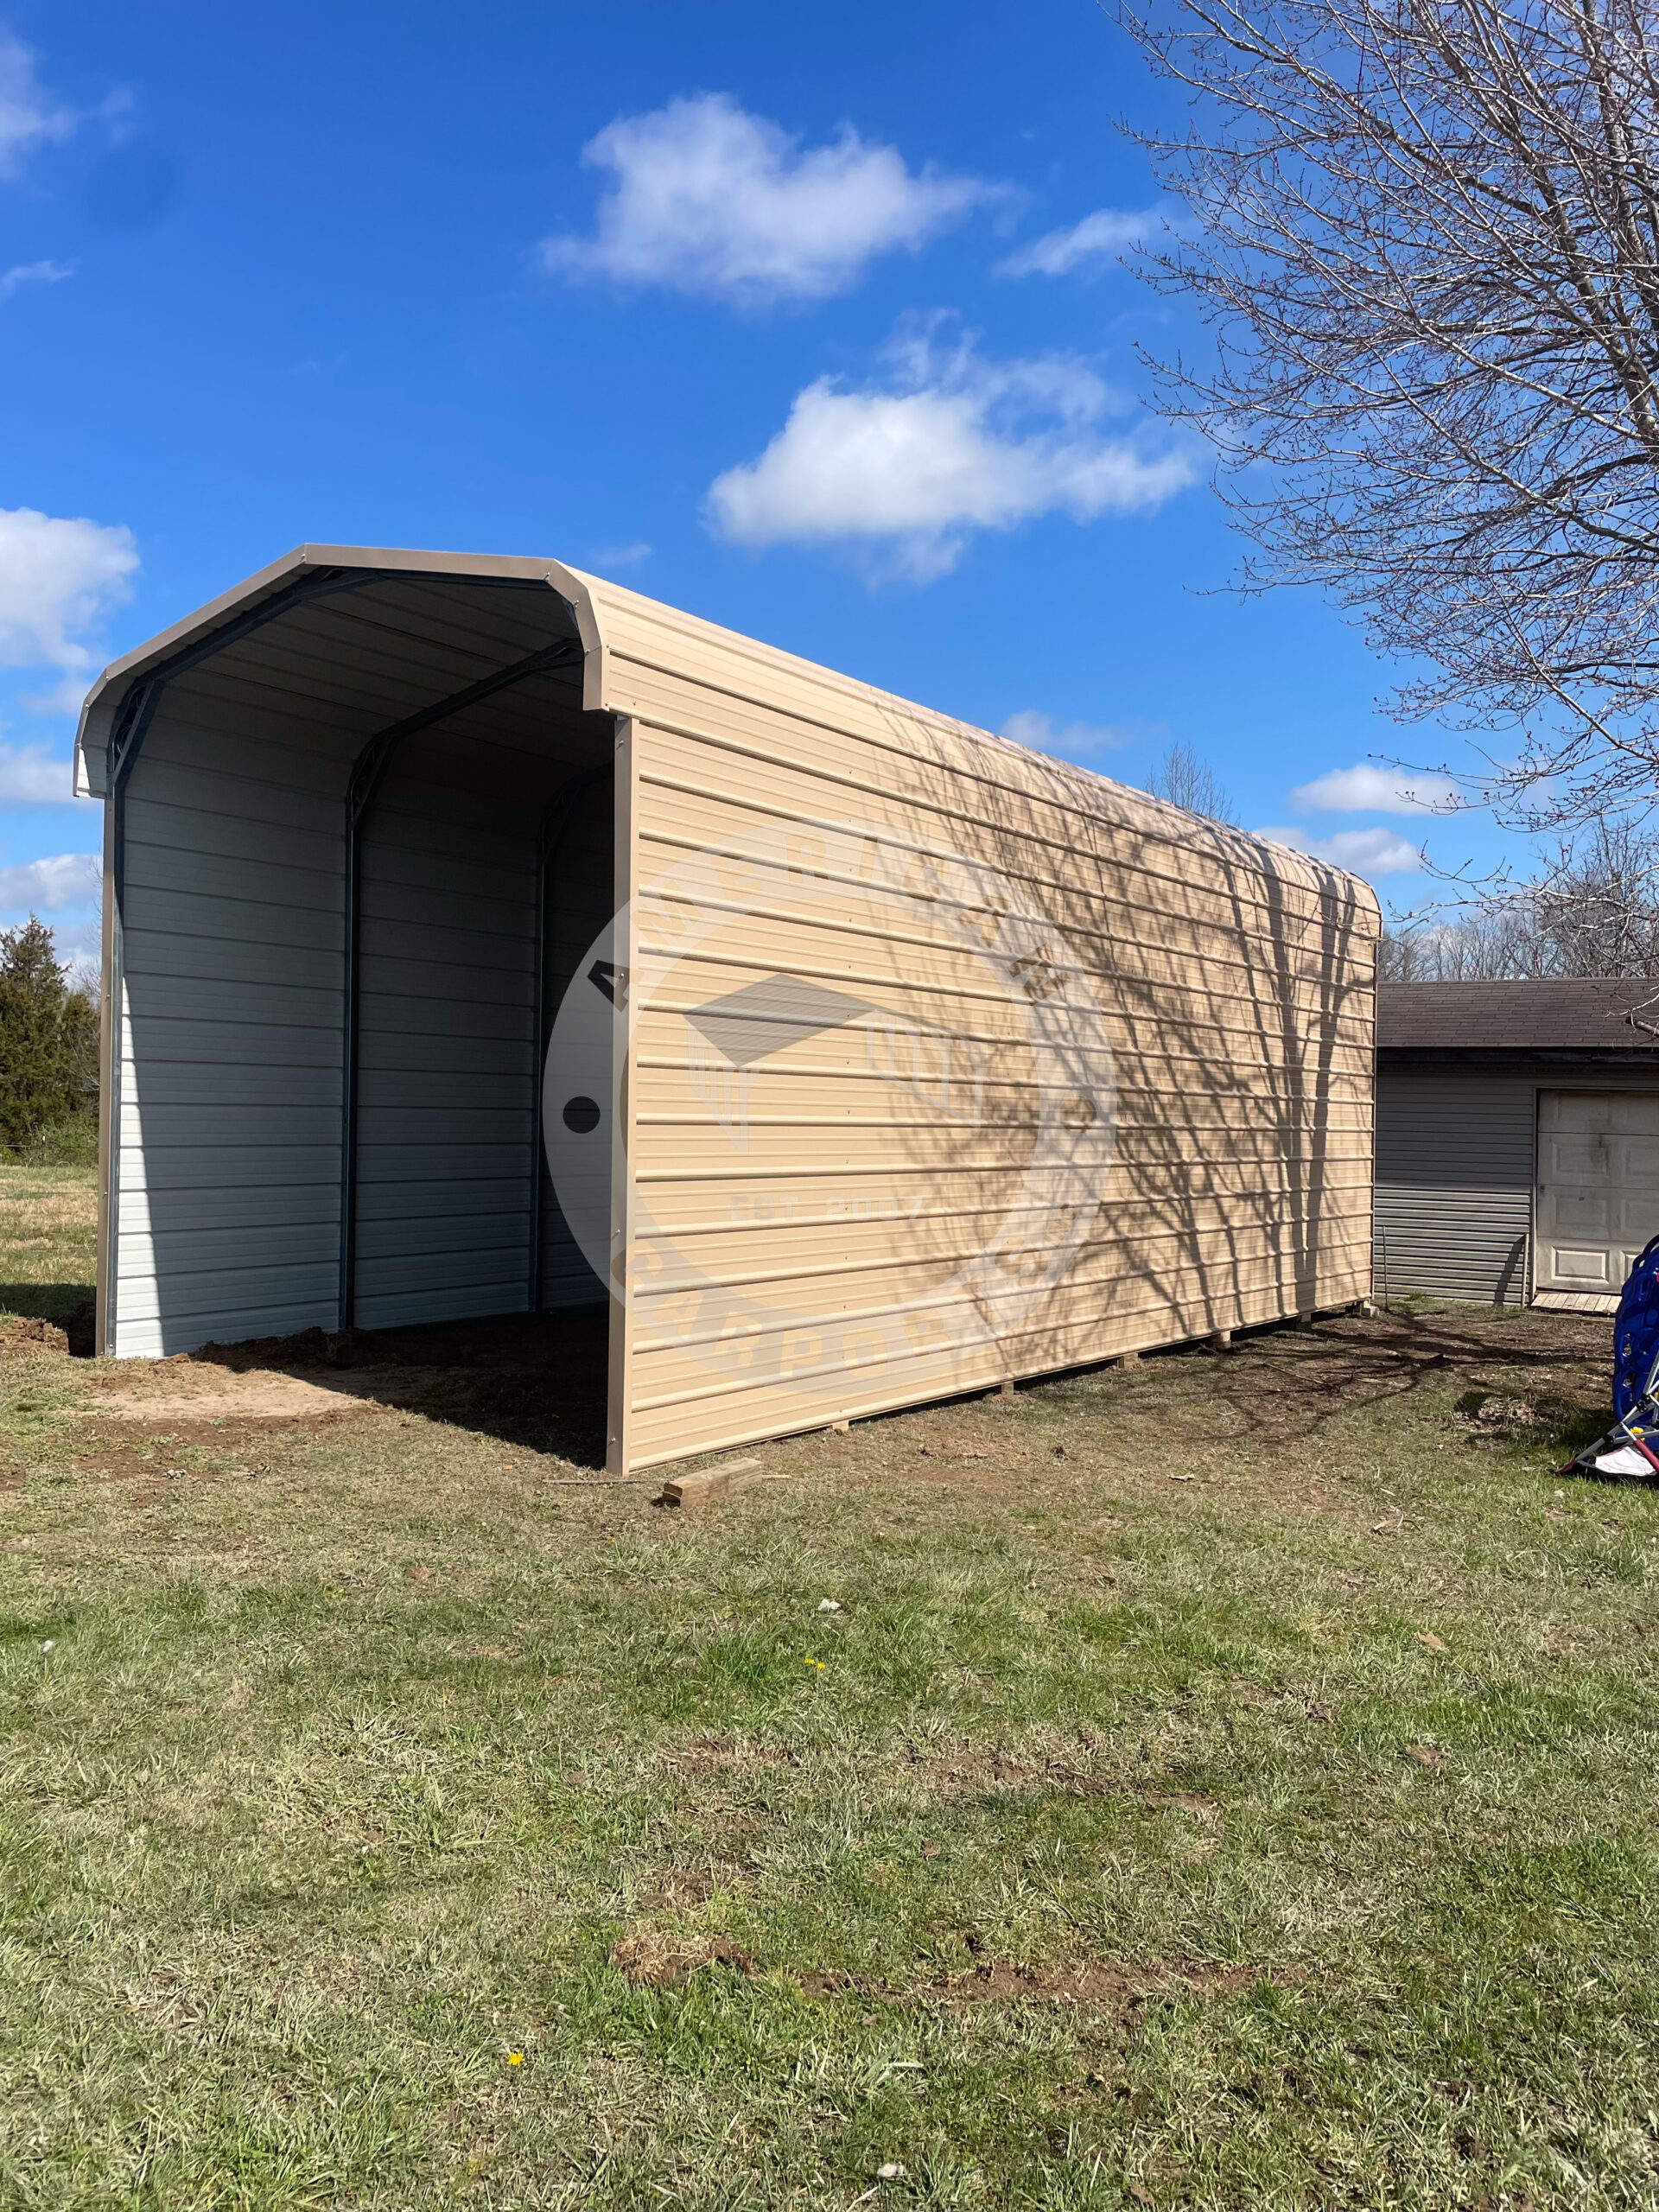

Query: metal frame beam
left=529, top=761, right=614, bottom=1313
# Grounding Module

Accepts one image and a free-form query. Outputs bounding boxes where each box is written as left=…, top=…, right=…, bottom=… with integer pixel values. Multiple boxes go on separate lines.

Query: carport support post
left=606, top=716, right=639, bottom=1476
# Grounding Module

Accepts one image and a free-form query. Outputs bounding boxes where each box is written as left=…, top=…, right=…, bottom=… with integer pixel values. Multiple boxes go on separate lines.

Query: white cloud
left=0, top=852, right=100, bottom=912
left=0, top=258, right=73, bottom=302
left=1256, top=823, right=1424, bottom=875
left=0, top=34, right=73, bottom=180
left=1290, top=762, right=1459, bottom=815
left=590, top=541, right=652, bottom=571
left=0, top=740, right=86, bottom=804
left=541, top=92, right=1001, bottom=305
left=1001, top=709, right=1129, bottom=756
left=995, top=205, right=1172, bottom=279
left=0, top=508, right=139, bottom=702
left=707, top=327, right=1195, bottom=579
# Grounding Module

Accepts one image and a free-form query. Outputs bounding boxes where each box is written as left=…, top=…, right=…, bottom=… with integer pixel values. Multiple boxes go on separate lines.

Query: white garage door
left=1535, top=1090, right=1659, bottom=1303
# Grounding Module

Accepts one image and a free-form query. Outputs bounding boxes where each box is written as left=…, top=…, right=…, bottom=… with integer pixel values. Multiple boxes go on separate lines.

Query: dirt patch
left=86, top=1367, right=401, bottom=1422
left=61, top=1417, right=298, bottom=1487
left=664, top=1735, right=794, bottom=1776
left=609, top=1929, right=755, bottom=1988
left=175, top=1310, right=611, bottom=1464
left=640, top=1862, right=751, bottom=1911
left=1199, top=1309, right=1608, bottom=1457
left=0, top=1315, right=68, bottom=1357
left=931, top=1956, right=1269, bottom=2009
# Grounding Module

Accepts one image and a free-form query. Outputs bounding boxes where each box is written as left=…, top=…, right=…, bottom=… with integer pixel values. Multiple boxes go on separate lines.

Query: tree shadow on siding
left=889, top=728, right=1376, bottom=1367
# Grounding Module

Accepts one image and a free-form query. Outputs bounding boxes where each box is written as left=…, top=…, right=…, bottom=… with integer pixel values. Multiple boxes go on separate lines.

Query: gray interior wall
left=113, top=669, right=353, bottom=1357
left=107, top=569, right=613, bottom=1357
left=1374, top=1069, right=1535, bottom=1306
left=352, top=748, right=541, bottom=1330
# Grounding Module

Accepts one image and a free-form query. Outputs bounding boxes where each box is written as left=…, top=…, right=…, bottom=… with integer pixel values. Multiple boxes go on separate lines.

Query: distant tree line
left=0, top=918, right=99, bottom=1160
left=1382, top=822, right=1659, bottom=984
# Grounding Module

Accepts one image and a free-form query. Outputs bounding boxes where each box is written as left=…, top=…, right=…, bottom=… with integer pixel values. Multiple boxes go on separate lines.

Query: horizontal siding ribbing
left=618, top=620, right=1373, bottom=1459
left=352, top=747, right=540, bottom=1332
left=603, top=622, right=1344, bottom=923
left=637, top=816, right=1369, bottom=1003
left=633, top=745, right=1354, bottom=947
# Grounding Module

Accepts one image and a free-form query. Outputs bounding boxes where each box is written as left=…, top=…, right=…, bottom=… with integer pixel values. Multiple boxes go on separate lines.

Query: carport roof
left=1379, top=979, right=1659, bottom=1060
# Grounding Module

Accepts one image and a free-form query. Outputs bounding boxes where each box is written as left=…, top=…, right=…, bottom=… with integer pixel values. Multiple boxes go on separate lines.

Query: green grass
left=0, top=1158, right=96, bottom=1325
left=1, top=1178, right=1656, bottom=2208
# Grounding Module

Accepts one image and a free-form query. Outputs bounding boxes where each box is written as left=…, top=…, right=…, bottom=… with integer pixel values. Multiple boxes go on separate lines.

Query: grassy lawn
left=2, top=1172, right=1657, bottom=2209
left=0, top=1159, right=97, bottom=1326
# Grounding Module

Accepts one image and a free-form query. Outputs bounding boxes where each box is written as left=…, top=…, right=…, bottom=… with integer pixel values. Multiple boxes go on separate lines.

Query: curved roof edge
left=70, top=543, right=1381, bottom=930
left=72, top=544, right=577, bottom=796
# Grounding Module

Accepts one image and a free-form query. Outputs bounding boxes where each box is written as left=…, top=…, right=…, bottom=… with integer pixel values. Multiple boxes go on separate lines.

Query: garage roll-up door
left=1536, top=1090, right=1659, bottom=1301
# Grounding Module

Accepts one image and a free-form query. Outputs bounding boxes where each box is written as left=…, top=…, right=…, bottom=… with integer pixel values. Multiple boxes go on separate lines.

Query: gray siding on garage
left=1374, top=1069, right=1535, bottom=1306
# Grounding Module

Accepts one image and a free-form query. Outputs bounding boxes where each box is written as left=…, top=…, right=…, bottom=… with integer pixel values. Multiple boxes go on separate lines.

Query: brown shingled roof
left=1377, top=979, right=1659, bottom=1053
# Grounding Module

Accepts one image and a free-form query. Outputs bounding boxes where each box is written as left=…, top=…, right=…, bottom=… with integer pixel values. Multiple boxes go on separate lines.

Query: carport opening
left=110, top=567, right=618, bottom=1463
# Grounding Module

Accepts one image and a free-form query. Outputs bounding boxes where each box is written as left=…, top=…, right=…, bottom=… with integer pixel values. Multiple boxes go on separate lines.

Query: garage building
left=76, top=543, right=1378, bottom=1471
left=1376, top=979, right=1659, bottom=1312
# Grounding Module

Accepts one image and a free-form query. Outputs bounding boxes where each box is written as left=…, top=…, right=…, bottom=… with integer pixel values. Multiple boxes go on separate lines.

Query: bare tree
left=1117, top=0, right=1659, bottom=834
left=1144, top=739, right=1241, bottom=821
left=1384, top=815, right=1659, bottom=976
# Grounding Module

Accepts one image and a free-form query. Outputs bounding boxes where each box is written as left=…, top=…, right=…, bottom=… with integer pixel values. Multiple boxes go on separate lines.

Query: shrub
left=0, top=918, right=99, bottom=1153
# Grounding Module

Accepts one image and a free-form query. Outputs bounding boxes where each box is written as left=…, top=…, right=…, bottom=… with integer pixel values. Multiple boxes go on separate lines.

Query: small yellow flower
left=506, top=2050, right=524, bottom=2066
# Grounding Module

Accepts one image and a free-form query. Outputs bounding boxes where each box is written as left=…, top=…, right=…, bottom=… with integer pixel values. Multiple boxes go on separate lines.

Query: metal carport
left=79, top=542, right=1378, bottom=1476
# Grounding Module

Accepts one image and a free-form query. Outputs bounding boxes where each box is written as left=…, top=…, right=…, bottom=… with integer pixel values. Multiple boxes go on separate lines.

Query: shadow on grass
left=0, top=1283, right=95, bottom=1351
left=182, top=1306, right=613, bottom=1469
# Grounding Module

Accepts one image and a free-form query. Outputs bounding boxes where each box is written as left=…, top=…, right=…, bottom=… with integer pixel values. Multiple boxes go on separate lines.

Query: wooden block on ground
left=1117, top=1349, right=1141, bottom=1367
left=1209, top=1330, right=1232, bottom=1350
left=655, top=1458, right=762, bottom=1511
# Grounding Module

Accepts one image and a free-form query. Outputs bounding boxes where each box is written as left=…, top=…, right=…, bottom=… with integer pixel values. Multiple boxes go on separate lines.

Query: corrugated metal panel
left=352, top=753, right=537, bottom=1330
left=1374, top=1071, right=1534, bottom=1305
left=111, top=683, right=350, bottom=1355
left=557, top=565, right=1378, bottom=1471
left=99, top=567, right=597, bottom=1356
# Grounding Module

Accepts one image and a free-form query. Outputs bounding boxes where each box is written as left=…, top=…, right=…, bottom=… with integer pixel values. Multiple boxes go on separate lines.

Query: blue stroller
left=1561, top=1231, right=1659, bottom=1477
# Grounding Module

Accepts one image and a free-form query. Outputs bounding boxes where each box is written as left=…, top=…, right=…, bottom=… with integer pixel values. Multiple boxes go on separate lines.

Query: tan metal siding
left=562, top=569, right=1377, bottom=1471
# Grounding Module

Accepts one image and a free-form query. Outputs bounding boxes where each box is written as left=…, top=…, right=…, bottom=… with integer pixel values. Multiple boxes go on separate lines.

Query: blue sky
left=1, top=0, right=1520, bottom=965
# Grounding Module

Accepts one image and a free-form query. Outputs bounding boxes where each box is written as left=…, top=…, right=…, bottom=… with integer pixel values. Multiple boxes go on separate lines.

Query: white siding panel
left=118, top=1145, right=339, bottom=1192
left=112, top=682, right=352, bottom=1354
left=121, top=931, right=342, bottom=991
